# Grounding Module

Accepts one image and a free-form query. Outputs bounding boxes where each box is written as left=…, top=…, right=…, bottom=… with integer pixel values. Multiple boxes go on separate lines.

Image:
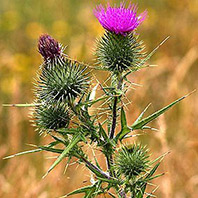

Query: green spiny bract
left=115, top=144, right=150, bottom=179
left=95, top=31, right=145, bottom=73
left=33, top=102, right=70, bottom=133
left=36, top=59, right=90, bottom=103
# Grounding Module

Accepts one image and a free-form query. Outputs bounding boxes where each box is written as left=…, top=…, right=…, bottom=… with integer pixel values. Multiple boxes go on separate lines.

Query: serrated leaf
left=121, top=107, right=127, bottom=128
left=86, top=163, right=106, bottom=179
left=43, top=134, right=81, bottom=177
left=67, top=185, right=94, bottom=197
left=93, top=155, right=101, bottom=169
left=131, top=93, right=192, bottom=131
left=146, top=162, right=161, bottom=180
left=3, top=141, right=59, bottom=159
left=51, top=135, right=66, bottom=145
left=84, top=188, right=96, bottom=198
left=99, top=123, right=108, bottom=140
left=66, top=181, right=103, bottom=198
left=133, top=104, right=151, bottom=126
left=2, top=103, right=41, bottom=107
left=115, top=107, right=131, bottom=142
left=137, top=162, right=161, bottom=198
left=96, top=176, right=120, bottom=184
left=38, top=146, right=63, bottom=154
left=3, top=149, right=41, bottom=159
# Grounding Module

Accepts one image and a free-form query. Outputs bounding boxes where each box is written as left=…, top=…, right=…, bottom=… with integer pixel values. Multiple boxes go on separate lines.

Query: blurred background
left=0, top=0, right=198, bottom=197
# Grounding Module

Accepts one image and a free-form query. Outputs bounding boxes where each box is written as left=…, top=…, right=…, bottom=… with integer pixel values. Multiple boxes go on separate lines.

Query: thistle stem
left=106, top=74, right=123, bottom=177
left=109, top=73, right=123, bottom=139
left=105, top=154, right=114, bottom=177
left=109, top=96, right=118, bottom=139
left=105, top=95, right=118, bottom=177
left=81, top=156, right=112, bottom=179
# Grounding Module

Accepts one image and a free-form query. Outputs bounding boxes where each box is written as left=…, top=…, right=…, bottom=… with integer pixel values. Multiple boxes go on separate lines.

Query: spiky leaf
left=115, top=107, right=131, bottom=142
left=131, top=93, right=191, bottom=131
left=44, top=134, right=82, bottom=177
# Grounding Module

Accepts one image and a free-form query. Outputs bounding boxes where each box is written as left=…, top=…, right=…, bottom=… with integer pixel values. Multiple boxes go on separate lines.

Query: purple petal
left=94, top=2, right=147, bottom=36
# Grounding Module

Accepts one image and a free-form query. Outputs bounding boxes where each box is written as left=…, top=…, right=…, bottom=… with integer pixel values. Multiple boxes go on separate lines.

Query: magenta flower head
left=38, top=34, right=61, bottom=61
left=94, top=2, right=147, bottom=36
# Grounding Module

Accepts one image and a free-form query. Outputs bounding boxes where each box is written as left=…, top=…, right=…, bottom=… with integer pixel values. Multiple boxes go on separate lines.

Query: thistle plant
left=3, top=2, right=192, bottom=198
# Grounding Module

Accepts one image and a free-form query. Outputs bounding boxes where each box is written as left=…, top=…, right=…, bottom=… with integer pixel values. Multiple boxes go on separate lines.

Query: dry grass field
left=0, top=0, right=198, bottom=197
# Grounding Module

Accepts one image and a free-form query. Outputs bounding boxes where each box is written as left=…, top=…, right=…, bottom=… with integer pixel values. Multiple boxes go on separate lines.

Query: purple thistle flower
left=94, top=2, right=147, bottom=36
left=38, top=34, right=61, bottom=61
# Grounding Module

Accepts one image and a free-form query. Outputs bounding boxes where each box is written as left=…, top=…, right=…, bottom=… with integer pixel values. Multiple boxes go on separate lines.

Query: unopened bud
left=38, top=34, right=61, bottom=61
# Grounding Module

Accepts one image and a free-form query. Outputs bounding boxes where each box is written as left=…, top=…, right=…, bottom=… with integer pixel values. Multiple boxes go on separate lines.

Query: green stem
left=81, top=156, right=113, bottom=180
left=109, top=73, right=123, bottom=139
left=109, top=96, right=118, bottom=139
left=105, top=153, right=114, bottom=177
left=106, top=74, right=123, bottom=177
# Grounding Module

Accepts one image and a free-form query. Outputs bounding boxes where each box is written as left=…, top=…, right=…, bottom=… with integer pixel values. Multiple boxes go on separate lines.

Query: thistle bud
left=38, top=34, right=61, bottom=61
left=96, top=32, right=145, bottom=73
left=115, top=144, right=150, bottom=179
left=33, top=102, right=70, bottom=133
left=36, top=59, right=90, bottom=103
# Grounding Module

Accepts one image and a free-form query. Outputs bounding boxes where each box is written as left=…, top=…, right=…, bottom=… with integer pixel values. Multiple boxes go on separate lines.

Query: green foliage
left=115, top=107, right=131, bottom=142
left=131, top=93, right=192, bottom=131
left=44, top=134, right=82, bottom=177
left=95, top=31, right=145, bottom=73
left=115, top=92, right=193, bottom=141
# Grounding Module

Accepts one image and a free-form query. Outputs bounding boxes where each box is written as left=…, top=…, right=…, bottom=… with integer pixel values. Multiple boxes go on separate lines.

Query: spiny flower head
left=115, top=144, right=150, bottom=179
left=36, top=59, right=90, bottom=103
left=95, top=32, right=145, bottom=73
left=33, top=102, right=70, bottom=134
left=38, top=34, right=61, bottom=61
left=94, top=2, right=147, bottom=36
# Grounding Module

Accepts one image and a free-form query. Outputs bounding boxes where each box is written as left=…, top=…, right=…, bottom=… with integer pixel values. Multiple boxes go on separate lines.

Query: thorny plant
left=3, top=2, right=193, bottom=198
